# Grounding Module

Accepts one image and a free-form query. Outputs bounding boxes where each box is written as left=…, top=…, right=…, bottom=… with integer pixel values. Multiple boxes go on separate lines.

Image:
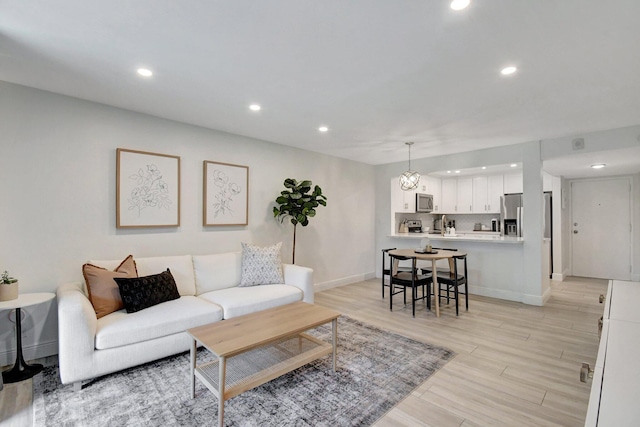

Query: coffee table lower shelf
left=193, top=333, right=332, bottom=402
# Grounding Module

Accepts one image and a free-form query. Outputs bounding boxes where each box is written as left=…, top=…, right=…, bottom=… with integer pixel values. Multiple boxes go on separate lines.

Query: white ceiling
left=2, top=0, right=640, bottom=169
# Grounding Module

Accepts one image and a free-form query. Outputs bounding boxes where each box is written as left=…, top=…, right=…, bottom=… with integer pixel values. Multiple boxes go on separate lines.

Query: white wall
left=0, top=81, right=376, bottom=364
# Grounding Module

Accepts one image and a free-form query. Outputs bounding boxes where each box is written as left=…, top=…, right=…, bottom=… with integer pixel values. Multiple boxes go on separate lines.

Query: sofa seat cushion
left=95, top=296, right=223, bottom=350
left=199, top=285, right=302, bottom=319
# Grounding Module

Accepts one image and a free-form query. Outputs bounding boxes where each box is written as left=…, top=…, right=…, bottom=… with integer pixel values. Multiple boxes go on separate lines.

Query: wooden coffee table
left=187, top=302, right=341, bottom=427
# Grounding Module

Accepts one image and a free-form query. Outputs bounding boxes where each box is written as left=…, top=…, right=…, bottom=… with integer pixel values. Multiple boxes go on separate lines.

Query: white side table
left=0, top=292, right=55, bottom=383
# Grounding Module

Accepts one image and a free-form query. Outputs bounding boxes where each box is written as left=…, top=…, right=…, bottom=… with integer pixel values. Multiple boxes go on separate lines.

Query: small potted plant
left=0, top=270, right=19, bottom=301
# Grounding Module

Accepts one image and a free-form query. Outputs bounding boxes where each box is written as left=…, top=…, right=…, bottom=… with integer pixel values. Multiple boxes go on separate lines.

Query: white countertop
left=390, top=232, right=524, bottom=244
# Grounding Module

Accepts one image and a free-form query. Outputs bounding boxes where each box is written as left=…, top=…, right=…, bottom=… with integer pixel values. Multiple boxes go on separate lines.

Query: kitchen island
left=386, top=232, right=548, bottom=306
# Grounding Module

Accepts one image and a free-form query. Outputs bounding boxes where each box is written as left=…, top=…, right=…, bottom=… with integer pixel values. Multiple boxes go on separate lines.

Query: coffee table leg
left=218, top=356, right=226, bottom=427
left=332, top=318, right=337, bottom=371
left=190, top=339, right=196, bottom=399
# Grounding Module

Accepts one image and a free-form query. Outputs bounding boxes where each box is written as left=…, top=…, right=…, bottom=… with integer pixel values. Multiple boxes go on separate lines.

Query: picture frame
left=203, top=160, right=249, bottom=226
left=116, top=148, right=180, bottom=228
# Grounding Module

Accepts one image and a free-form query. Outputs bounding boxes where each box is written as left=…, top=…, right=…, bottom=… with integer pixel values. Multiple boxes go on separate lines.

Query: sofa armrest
left=282, top=263, right=314, bottom=303
left=57, top=282, right=98, bottom=384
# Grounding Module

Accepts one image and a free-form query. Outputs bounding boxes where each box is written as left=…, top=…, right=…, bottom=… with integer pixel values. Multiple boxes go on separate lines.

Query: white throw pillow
left=239, top=242, right=284, bottom=287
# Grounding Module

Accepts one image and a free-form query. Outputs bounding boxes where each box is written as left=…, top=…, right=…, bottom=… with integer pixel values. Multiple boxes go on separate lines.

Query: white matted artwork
left=203, top=160, right=249, bottom=226
left=116, top=148, right=180, bottom=228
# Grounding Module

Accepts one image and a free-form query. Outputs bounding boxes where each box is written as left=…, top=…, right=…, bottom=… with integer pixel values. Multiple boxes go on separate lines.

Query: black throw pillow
left=114, top=269, right=180, bottom=313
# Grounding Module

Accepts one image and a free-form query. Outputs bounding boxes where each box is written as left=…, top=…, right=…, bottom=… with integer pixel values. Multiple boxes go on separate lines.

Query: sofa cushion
left=199, top=284, right=302, bottom=319
left=95, top=296, right=223, bottom=350
left=114, top=269, right=180, bottom=313
left=193, top=252, right=242, bottom=294
left=134, top=255, right=196, bottom=296
left=83, top=255, right=138, bottom=319
left=239, top=242, right=284, bottom=287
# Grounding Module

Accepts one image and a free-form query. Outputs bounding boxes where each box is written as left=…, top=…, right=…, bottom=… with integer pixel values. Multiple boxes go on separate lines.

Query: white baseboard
left=552, top=271, right=566, bottom=282
left=468, top=285, right=549, bottom=306
left=0, top=339, right=58, bottom=367
left=315, top=271, right=376, bottom=292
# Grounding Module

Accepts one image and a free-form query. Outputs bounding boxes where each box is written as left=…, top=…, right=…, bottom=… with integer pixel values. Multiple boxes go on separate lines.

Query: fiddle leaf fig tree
left=273, top=178, right=327, bottom=264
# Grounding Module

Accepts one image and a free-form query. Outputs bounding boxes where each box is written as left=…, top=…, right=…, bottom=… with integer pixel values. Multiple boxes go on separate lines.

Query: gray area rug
left=33, top=316, right=454, bottom=426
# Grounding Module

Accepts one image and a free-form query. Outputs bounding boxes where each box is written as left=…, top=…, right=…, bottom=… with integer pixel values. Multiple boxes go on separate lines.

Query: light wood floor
left=0, top=276, right=605, bottom=427
left=315, top=276, right=606, bottom=427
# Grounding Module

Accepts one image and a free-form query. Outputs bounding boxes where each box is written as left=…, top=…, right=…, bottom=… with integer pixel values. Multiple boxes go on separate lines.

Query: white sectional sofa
left=57, top=252, right=314, bottom=389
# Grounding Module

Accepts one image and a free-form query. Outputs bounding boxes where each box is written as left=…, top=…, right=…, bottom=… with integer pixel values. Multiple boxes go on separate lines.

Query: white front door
left=571, top=177, right=631, bottom=280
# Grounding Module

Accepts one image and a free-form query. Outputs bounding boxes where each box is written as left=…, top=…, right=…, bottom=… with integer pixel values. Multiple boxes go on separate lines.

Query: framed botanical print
left=116, top=148, right=180, bottom=228
left=203, top=160, right=249, bottom=226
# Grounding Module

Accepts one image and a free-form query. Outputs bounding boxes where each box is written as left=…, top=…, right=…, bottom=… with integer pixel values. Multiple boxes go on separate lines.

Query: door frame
left=568, top=176, right=634, bottom=280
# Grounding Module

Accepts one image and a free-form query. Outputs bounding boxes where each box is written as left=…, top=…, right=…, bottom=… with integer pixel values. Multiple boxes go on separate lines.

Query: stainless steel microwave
left=415, top=193, right=434, bottom=212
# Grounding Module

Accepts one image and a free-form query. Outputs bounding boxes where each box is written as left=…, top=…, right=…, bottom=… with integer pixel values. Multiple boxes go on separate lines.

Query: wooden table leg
left=432, top=259, right=440, bottom=317
left=218, top=355, right=226, bottom=427
left=190, top=339, right=196, bottom=399
left=332, top=318, right=338, bottom=371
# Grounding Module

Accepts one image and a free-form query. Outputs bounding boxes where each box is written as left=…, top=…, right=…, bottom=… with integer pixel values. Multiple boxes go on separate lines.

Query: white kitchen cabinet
left=472, top=176, right=488, bottom=213
left=456, top=177, right=473, bottom=213
left=390, top=176, right=417, bottom=213
left=473, top=175, right=504, bottom=213
left=503, top=173, right=523, bottom=194
left=441, top=178, right=457, bottom=213
left=424, top=176, right=442, bottom=213
left=487, top=174, right=504, bottom=213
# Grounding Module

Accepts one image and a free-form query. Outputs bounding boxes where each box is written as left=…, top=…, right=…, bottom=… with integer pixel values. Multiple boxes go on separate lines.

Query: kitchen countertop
left=390, top=232, right=524, bottom=244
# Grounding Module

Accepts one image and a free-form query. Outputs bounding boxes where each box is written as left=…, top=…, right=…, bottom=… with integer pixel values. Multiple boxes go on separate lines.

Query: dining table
left=388, top=248, right=467, bottom=317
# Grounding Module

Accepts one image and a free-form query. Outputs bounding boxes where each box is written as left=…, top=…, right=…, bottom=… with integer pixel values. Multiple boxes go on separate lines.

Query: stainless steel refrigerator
left=501, top=193, right=523, bottom=237
left=501, top=192, right=552, bottom=239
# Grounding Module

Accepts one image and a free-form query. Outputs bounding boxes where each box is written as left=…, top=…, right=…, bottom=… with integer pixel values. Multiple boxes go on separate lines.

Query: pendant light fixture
left=399, top=141, right=420, bottom=191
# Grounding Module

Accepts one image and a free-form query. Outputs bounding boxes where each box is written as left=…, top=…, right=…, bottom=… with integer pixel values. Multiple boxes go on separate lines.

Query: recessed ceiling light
left=318, top=126, right=329, bottom=132
left=137, top=68, right=153, bottom=77
left=455, top=170, right=461, bottom=174
left=450, top=0, right=470, bottom=11
left=501, top=66, right=517, bottom=76
left=249, top=104, right=261, bottom=111
left=481, top=166, right=487, bottom=170
left=510, top=164, right=517, bottom=168
left=447, top=170, right=452, bottom=174
left=591, top=163, right=606, bottom=169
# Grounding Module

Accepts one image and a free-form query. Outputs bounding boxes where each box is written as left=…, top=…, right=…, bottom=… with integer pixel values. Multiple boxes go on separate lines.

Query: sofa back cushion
left=135, top=255, right=196, bottom=296
left=193, top=252, right=241, bottom=294
left=91, top=255, right=196, bottom=296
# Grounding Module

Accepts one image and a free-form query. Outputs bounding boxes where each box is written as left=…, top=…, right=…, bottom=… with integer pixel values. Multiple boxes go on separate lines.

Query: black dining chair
left=419, top=248, right=458, bottom=275
left=388, top=253, right=432, bottom=317
left=381, top=248, right=414, bottom=298
left=435, top=253, right=468, bottom=316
